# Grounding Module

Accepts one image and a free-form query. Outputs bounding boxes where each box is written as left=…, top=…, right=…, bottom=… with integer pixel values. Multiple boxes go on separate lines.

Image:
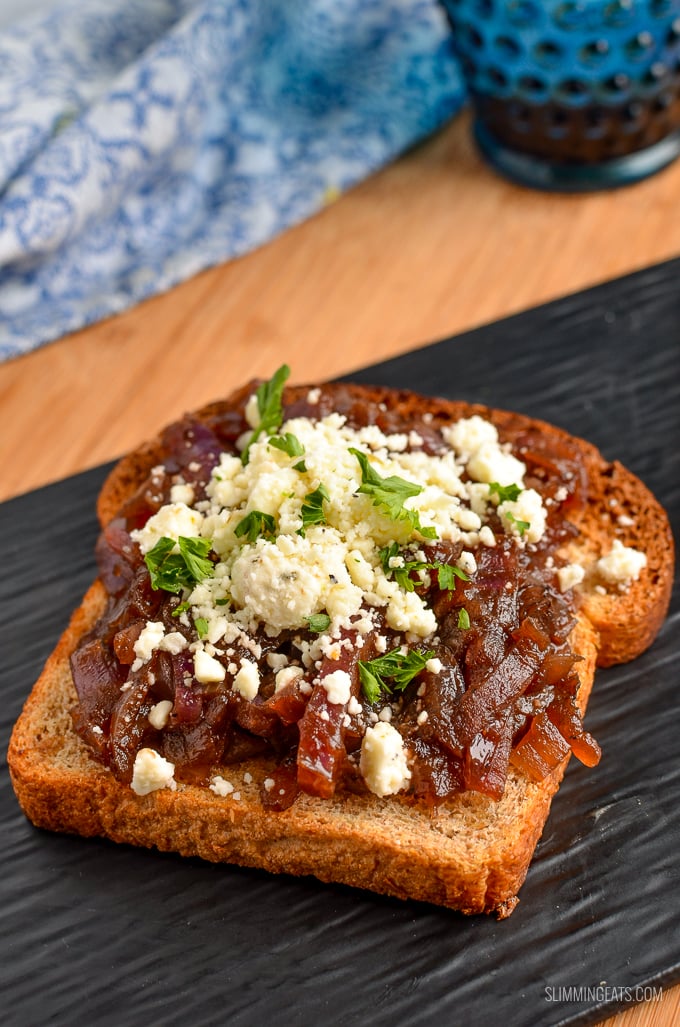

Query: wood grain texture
left=1, top=109, right=678, bottom=1025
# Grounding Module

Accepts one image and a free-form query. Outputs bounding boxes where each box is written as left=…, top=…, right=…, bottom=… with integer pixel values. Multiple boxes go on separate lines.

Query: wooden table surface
left=1, top=110, right=677, bottom=1026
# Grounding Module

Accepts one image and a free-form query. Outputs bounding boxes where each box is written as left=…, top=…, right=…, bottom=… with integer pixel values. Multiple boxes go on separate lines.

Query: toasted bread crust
left=8, top=579, right=598, bottom=915
left=8, top=381, right=674, bottom=915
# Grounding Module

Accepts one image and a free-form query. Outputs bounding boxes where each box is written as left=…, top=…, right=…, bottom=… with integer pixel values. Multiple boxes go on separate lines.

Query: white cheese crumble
left=499, top=488, right=547, bottom=544
left=557, top=563, right=585, bottom=593
left=232, top=658, right=260, bottom=699
left=322, top=669, right=352, bottom=705
left=210, top=775, right=234, bottom=797
left=132, top=502, right=203, bottom=554
left=148, top=700, right=173, bottom=730
left=131, top=748, right=177, bottom=795
left=360, top=722, right=411, bottom=797
left=194, top=649, right=226, bottom=684
left=596, top=539, right=647, bottom=587
left=275, top=666, right=303, bottom=692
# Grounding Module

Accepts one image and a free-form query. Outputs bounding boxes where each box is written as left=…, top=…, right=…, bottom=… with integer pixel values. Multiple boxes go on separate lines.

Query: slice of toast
left=8, top=381, right=674, bottom=916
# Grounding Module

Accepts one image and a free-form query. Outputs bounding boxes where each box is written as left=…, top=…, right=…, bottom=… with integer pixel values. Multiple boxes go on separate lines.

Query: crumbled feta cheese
left=360, top=722, right=411, bottom=797
left=499, top=488, right=547, bottom=544
left=467, top=443, right=525, bottom=488
left=443, top=416, right=498, bottom=457
left=458, top=550, right=477, bottom=577
left=347, top=695, right=363, bottom=716
left=170, top=482, right=195, bottom=506
left=132, top=502, right=203, bottom=554
left=596, top=539, right=647, bottom=586
left=159, top=632, right=188, bottom=655
left=322, top=669, right=352, bottom=705
left=233, top=658, right=260, bottom=699
left=148, top=700, right=173, bottom=730
left=131, top=748, right=176, bottom=795
left=210, top=776, right=234, bottom=796
left=557, top=563, right=585, bottom=593
left=134, top=622, right=165, bottom=664
left=194, top=649, right=226, bottom=684
left=274, top=665, right=303, bottom=692
left=425, top=657, right=443, bottom=674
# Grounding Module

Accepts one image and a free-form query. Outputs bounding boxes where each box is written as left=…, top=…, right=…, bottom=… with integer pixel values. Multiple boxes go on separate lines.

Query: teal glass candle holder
left=440, top=0, right=680, bottom=189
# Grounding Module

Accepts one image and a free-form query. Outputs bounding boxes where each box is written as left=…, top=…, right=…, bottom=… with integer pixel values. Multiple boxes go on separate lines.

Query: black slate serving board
left=2, top=260, right=679, bottom=1027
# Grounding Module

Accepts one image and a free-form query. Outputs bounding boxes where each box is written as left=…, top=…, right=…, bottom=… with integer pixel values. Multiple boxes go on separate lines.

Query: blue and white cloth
left=0, top=0, right=463, bottom=361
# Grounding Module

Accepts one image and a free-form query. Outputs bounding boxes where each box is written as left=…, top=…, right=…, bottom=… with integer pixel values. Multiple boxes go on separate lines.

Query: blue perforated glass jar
left=440, top=0, right=680, bottom=189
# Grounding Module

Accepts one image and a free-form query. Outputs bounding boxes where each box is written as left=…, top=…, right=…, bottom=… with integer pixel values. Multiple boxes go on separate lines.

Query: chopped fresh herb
left=457, top=608, right=471, bottom=630
left=298, top=483, right=329, bottom=536
left=379, top=542, right=429, bottom=593
left=145, top=536, right=213, bottom=594
left=349, top=448, right=437, bottom=540
left=379, top=543, right=469, bottom=593
left=269, top=432, right=305, bottom=459
left=293, top=459, right=307, bottom=473
left=437, top=563, right=470, bottom=590
left=214, top=597, right=230, bottom=606
left=358, top=647, right=434, bottom=704
left=488, top=481, right=523, bottom=503
left=172, top=600, right=191, bottom=618
left=234, top=510, right=277, bottom=545
left=194, top=617, right=209, bottom=639
left=505, top=511, right=530, bottom=536
left=241, top=364, right=290, bottom=464
left=306, top=612, right=331, bottom=633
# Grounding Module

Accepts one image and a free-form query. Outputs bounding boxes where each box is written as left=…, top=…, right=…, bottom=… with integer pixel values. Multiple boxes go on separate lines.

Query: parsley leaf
left=241, top=364, right=290, bottom=464
left=172, top=600, right=191, bottom=618
left=379, top=543, right=469, bottom=593
left=436, top=563, right=470, bottom=590
left=234, top=510, right=277, bottom=544
left=457, top=608, right=471, bottom=630
left=269, top=432, right=305, bottom=459
left=379, top=542, right=430, bottom=593
left=194, top=617, right=209, bottom=639
left=358, top=647, right=434, bottom=704
left=349, top=448, right=437, bottom=540
left=505, top=511, right=530, bottom=536
left=306, top=612, right=331, bottom=633
left=298, top=483, right=329, bottom=536
left=488, top=481, right=523, bottom=503
left=145, top=536, right=213, bottom=594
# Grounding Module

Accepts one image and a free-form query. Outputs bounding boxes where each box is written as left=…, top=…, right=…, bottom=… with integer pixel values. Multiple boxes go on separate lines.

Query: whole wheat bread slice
left=8, top=382, right=674, bottom=916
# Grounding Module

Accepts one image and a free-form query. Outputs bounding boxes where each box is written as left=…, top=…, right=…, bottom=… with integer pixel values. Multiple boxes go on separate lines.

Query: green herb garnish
left=505, top=511, right=530, bottom=536
left=488, top=481, right=523, bottom=503
left=298, top=483, right=329, bottom=536
left=436, top=563, right=470, bottom=590
left=172, top=600, right=191, bottom=617
left=306, top=612, right=331, bottom=633
left=379, top=542, right=469, bottom=593
left=234, top=510, right=277, bottom=544
left=145, top=536, right=213, bottom=594
left=457, top=608, right=471, bottom=630
left=358, top=647, right=434, bottom=704
left=269, top=432, right=305, bottom=459
left=241, top=364, right=290, bottom=464
left=194, top=617, right=209, bottom=639
left=349, top=448, right=437, bottom=540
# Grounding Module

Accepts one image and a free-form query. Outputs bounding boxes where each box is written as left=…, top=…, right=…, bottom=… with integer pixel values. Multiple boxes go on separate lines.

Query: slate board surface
left=2, top=260, right=679, bottom=1027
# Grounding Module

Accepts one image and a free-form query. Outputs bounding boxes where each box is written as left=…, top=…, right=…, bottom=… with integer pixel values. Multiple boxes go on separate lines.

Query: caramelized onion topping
left=71, top=386, right=599, bottom=806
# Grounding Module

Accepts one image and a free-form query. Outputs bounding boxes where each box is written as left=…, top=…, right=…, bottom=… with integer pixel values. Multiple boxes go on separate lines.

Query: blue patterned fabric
left=0, top=0, right=463, bottom=360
